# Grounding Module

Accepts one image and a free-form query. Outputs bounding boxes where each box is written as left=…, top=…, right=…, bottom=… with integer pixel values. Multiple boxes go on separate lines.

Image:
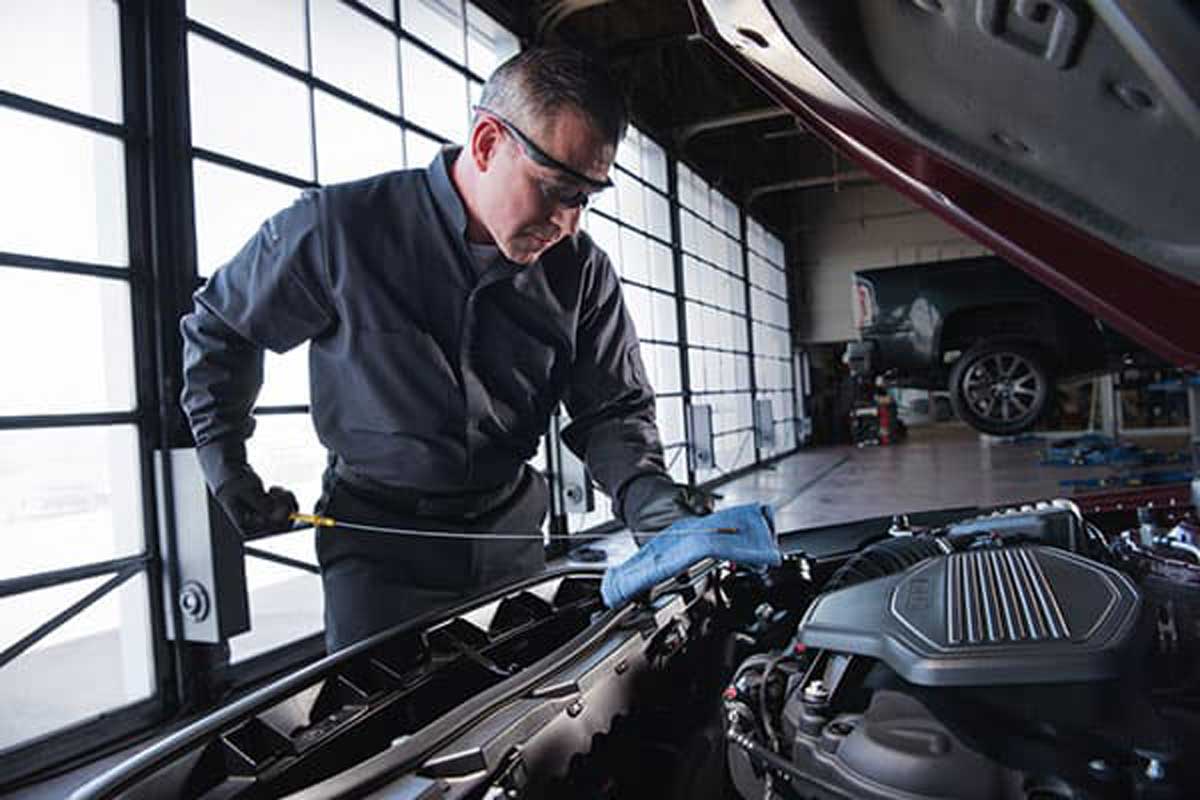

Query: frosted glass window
left=667, top=446, right=688, bottom=483
left=403, top=0, right=464, bottom=63
left=311, top=0, right=400, bottom=113
left=708, top=354, right=724, bottom=391
left=748, top=254, right=767, bottom=289
left=405, top=129, right=444, bottom=168
left=615, top=171, right=644, bottom=230
left=726, top=236, right=744, bottom=277
left=314, top=90, right=405, bottom=184
left=646, top=189, right=671, bottom=242
left=648, top=240, right=674, bottom=292
left=402, top=41, right=469, bottom=142
left=735, top=354, right=751, bottom=389
left=0, top=573, right=153, bottom=752
left=677, top=164, right=695, bottom=210
left=651, top=344, right=681, bottom=394
left=652, top=292, right=678, bottom=342
left=230, top=529, right=323, bottom=662
left=750, top=287, right=766, bottom=322
left=360, top=0, right=395, bottom=19
left=731, top=279, right=746, bottom=315
left=246, top=413, right=326, bottom=513
left=688, top=350, right=706, bottom=392
left=0, top=426, right=144, bottom=581
left=770, top=235, right=784, bottom=265
left=754, top=359, right=771, bottom=389
left=615, top=127, right=639, bottom=173
left=584, top=213, right=620, bottom=266
left=685, top=303, right=704, bottom=347
left=187, top=0, right=307, bottom=69
left=192, top=159, right=300, bottom=277
left=0, top=0, right=123, bottom=122
left=656, top=396, right=684, bottom=446
left=467, top=4, right=519, bottom=76
left=642, top=137, right=668, bottom=191
left=0, top=270, right=135, bottom=415
left=680, top=211, right=698, bottom=255
left=682, top=255, right=702, bottom=298
left=588, top=179, right=617, bottom=217
left=188, top=34, right=313, bottom=179
left=258, top=345, right=311, bottom=407
left=689, top=174, right=710, bottom=217
left=568, top=492, right=613, bottom=534
left=623, top=284, right=651, bottom=339
left=619, top=228, right=649, bottom=285
left=0, top=108, right=127, bottom=266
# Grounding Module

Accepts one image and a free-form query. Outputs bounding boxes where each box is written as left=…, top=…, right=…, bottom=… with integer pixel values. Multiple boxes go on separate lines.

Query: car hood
left=694, top=0, right=1200, bottom=368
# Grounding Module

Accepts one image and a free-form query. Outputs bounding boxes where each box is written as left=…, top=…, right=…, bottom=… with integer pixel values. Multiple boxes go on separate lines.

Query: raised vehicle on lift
left=844, top=255, right=1143, bottom=435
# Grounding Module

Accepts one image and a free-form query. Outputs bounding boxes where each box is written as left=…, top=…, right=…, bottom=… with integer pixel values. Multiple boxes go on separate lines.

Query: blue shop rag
left=601, top=503, right=780, bottom=608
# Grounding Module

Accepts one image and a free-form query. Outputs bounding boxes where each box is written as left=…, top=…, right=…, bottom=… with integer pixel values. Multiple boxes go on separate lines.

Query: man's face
left=474, top=107, right=616, bottom=265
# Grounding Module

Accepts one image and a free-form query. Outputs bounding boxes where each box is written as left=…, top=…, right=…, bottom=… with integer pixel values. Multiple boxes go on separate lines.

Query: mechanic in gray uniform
left=180, top=47, right=716, bottom=652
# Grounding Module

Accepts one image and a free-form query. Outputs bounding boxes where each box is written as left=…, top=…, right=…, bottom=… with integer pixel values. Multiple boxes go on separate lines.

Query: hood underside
left=696, top=0, right=1200, bottom=367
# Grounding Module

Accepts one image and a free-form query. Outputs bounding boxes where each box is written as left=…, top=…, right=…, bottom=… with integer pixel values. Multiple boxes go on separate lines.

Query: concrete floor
left=9, top=422, right=1192, bottom=798
left=716, top=422, right=1190, bottom=532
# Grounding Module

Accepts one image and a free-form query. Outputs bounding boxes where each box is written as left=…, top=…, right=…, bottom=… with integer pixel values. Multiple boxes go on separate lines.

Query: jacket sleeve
left=561, top=247, right=667, bottom=500
left=180, top=189, right=335, bottom=491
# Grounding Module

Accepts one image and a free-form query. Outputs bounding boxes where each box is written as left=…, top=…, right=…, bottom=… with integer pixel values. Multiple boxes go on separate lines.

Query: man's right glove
left=214, top=471, right=298, bottom=538
left=617, top=472, right=718, bottom=534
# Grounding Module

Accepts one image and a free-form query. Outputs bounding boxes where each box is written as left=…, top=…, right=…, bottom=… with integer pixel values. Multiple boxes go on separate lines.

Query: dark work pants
left=314, top=465, right=548, bottom=653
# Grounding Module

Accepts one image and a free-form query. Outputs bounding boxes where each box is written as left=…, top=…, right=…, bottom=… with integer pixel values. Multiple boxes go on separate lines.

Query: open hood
left=695, top=0, right=1200, bottom=368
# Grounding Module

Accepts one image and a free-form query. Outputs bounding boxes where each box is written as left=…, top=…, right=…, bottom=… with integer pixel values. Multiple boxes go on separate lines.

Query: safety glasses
left=474, top=105, right=613, bottom=209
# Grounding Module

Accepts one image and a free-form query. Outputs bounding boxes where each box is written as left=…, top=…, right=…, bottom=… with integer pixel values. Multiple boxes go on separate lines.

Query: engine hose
left=822, top=535, right=946, bottom=592
left=727, top=729, right=810, bottom=785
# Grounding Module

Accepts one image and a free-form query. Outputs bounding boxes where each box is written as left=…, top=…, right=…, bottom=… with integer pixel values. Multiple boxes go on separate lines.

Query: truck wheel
left=948, top=341, right=1051, bottom=435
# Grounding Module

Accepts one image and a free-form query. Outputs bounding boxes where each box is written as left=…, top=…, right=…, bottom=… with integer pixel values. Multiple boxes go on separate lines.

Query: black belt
left=331, top=458, right=525, bottom=520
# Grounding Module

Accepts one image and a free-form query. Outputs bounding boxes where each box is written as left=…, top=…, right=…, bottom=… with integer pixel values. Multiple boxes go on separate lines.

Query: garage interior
left=2, top=1, right=1197, bottom=798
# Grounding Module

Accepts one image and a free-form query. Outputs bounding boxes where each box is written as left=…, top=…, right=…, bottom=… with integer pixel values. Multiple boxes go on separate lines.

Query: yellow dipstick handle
left=290, top=512, right=337, bottom=527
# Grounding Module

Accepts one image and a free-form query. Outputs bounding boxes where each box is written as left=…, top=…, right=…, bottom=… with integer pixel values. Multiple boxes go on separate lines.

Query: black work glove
left=214, top=471, right=299, bottom=538
left=617, top=473, right=718, bottom=535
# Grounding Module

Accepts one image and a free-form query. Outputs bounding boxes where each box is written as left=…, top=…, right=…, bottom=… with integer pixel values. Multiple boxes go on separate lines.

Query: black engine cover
left=797, top=546, right=1141, bottom=686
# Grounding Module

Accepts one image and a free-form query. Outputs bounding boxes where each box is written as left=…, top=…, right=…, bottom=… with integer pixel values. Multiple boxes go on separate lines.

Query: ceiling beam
left=606, top=31, right=705, bottom=61
left=747, top=171, right=874, bottom=204
left=674, top=107, right=790, bottom=146
left=537, top=0, right=620, bottom=37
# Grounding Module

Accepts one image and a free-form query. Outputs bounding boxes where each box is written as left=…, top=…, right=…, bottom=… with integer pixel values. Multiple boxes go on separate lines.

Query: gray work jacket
left=180, top=148, right=666, bottom=499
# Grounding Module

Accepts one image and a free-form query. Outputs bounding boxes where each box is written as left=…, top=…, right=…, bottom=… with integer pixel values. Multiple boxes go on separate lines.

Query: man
left=181, top=47, right=714, bottom=653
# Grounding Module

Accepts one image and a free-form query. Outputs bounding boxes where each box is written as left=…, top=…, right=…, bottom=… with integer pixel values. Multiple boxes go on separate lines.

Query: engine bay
left=74, top=496, right=1200, bottom=800
left=722, top=500, right=1200, bottom=800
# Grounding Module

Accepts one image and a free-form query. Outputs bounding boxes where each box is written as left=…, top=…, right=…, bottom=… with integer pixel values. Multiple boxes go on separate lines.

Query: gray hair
left=476, top=46, right=628, bottom=148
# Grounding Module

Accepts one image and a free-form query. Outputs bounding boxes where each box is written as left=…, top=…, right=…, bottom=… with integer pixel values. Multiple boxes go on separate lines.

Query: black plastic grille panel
left=948, top=550, right=1071, bottom=645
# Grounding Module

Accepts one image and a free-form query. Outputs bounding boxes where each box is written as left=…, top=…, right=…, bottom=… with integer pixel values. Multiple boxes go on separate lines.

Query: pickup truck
left=843, top=256, right=1137, bottom=435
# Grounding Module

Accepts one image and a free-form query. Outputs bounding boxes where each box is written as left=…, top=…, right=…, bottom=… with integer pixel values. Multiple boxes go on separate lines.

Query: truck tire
left=948, top=340, right=1051, bottom=435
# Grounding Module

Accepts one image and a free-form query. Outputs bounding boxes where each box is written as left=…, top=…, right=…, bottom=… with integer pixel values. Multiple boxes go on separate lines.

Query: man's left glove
left=617, top=472, right=718, bottom=534
left=601, top=503, right=779, bottom=608
left=214, top=471, right=298, bottom=538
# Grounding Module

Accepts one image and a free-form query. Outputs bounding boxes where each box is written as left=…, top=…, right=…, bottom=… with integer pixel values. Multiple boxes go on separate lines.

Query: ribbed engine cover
left=798, top=546, right=1141, bottom=686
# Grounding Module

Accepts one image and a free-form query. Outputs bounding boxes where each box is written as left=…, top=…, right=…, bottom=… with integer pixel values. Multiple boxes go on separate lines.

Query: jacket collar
left=427, top=145, right=470, bottom=241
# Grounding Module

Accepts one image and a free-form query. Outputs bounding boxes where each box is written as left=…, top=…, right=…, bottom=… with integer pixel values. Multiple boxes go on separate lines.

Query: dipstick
left=289, top=512, right=738, bottom=540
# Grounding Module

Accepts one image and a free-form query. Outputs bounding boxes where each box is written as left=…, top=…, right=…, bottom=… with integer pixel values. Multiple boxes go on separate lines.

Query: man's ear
left=471, top=117, right=504, bottom=172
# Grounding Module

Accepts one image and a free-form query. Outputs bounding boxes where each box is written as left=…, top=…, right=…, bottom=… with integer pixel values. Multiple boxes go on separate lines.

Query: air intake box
left=797, top=546, right=1141, bottom=686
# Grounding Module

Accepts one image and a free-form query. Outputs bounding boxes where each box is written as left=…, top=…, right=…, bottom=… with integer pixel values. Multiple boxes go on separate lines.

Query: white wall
left=797, top=183, right=989, bottom=343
